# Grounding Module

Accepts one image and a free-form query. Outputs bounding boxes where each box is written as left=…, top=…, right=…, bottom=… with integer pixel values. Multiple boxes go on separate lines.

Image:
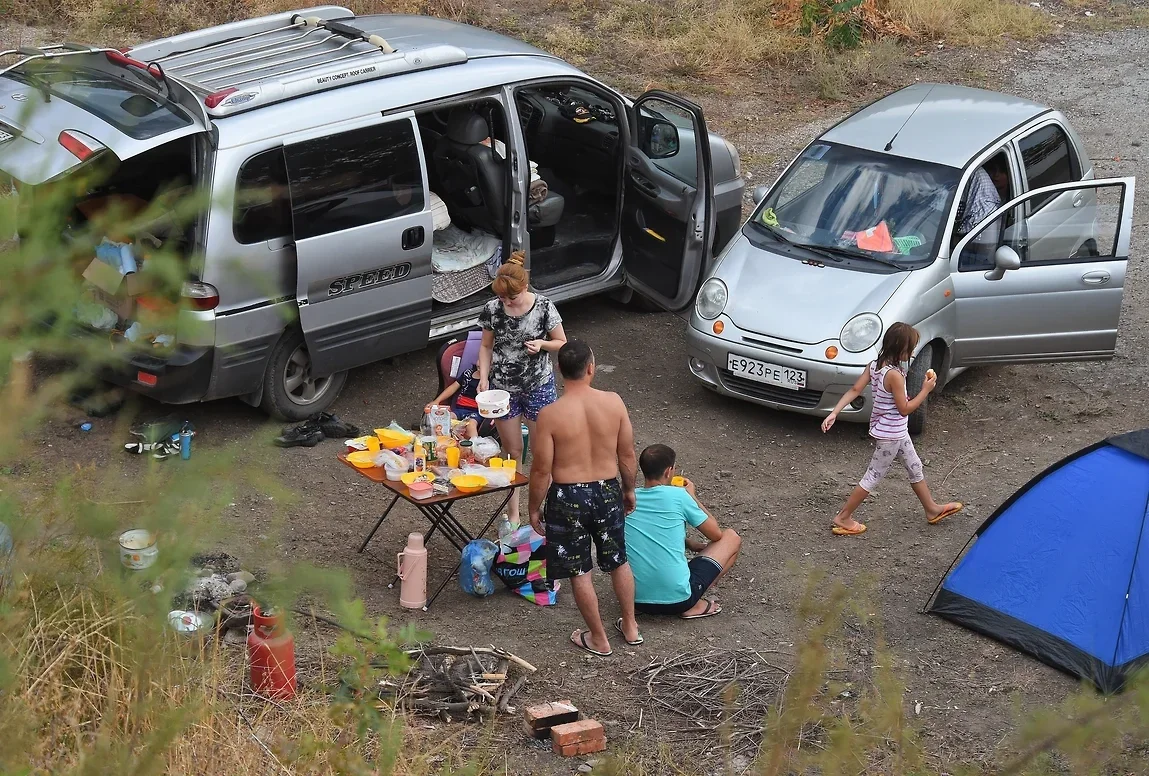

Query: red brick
left=555, top=738, right=607, bottom=757
left=550, top=719, right=605, bottom=747
left=523, top=700, right=578, bottom=738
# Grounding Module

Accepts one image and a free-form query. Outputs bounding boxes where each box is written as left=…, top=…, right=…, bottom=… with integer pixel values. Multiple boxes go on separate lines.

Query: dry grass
left=0, top=581, right=493, bottom=775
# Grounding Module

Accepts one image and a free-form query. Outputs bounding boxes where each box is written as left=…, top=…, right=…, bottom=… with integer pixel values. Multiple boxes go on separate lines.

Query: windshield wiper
left=810, top=244, right=906, bottom=269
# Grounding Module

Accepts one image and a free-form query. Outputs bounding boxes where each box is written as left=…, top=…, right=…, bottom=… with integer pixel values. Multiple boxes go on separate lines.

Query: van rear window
left=11, top=66, right=192, bottom=140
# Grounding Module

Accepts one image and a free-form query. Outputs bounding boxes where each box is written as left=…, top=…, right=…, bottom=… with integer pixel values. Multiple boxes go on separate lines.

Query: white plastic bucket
left=119, top=529, right=157, bottom=570
left=476, top=389, right=510, bottom=418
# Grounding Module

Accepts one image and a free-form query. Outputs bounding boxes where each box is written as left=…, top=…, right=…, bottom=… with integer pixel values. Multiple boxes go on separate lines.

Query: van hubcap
left=283, top=344, right=332, bottom=405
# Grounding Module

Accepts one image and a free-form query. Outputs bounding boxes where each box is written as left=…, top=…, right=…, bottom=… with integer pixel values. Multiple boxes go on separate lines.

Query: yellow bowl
left=450, top=474, right=487, bottom=494
left=402, top=471, right=433, bottom=486
left=347, top=451, right=378, bottom=469
left=375, top=429, right=414, bottom=449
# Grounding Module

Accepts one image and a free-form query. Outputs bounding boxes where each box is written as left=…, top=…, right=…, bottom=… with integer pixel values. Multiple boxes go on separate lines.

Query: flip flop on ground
left=614, top=618, right=643, bottom=646
left=831, top=522, right=867, bottom=536
left=928, top=502, right=963, bottom=525
left=570, top=629, right=612, bottom=657
left=681, top=600, right=722, bottom=620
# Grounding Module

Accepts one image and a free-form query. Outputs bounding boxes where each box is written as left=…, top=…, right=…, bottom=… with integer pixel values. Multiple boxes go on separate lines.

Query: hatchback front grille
left=719, top=370, right=823, bottom=408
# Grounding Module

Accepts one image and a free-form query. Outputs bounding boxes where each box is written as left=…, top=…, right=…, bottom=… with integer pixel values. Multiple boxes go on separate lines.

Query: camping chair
left=435, top=330, right=498, bottom=440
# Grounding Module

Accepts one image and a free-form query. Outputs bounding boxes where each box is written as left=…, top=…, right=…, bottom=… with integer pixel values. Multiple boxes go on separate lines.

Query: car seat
left=435, top=330, right=498, bottom=440
left=432, top=107, right=565, bottom=238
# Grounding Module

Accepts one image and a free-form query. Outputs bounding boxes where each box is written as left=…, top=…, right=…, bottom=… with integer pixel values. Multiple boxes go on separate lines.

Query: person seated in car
left=954, top=155, right=1011, bottom=265
left=624, top=444, right=741, bottom=620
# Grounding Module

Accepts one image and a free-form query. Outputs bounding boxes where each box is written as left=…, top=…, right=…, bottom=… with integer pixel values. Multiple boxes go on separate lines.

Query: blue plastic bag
left=459, top=539, right=499, bottom=597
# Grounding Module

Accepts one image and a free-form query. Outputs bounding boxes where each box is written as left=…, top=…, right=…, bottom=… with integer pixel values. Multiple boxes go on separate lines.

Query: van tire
left=260, top=330, right=347, bottom=421
left=906, top=343, right=933, bottom=436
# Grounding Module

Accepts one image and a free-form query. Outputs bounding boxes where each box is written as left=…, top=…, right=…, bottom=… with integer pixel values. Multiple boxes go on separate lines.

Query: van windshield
left=9, top=65, right=192, bottom=140
left=747, top=142, right=960, bottom=270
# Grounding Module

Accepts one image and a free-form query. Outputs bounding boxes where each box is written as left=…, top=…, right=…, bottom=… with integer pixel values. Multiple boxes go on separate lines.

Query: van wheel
left=906, top=343, right=933, bottom=436
left=260, top=330, right=347, bottom=421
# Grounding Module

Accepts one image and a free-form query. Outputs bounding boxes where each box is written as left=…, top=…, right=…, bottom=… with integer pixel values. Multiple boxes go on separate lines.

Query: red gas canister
left=247, top=604, right=297, bottom=700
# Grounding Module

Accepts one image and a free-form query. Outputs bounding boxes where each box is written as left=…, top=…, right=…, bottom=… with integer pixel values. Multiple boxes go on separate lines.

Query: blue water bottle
left=179, top=423, right=192, bottom=460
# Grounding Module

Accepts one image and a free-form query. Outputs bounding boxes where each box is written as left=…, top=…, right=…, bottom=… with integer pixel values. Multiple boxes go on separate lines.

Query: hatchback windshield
left=748, top=142, right=960, bottom=269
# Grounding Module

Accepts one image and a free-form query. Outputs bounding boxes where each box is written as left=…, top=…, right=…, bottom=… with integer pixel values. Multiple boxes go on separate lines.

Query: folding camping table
left=339, top=455, right=529, bottom=611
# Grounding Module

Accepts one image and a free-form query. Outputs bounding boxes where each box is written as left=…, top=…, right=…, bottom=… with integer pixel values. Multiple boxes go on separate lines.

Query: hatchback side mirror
left=984, top=245, right=1022, bottom=281
left=752, top=185, right=769, bottom=205
left=641, top=119, right=679, bottom=159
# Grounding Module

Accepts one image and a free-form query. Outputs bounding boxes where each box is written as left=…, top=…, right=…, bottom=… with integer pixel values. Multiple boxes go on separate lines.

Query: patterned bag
left=493, top=525, right=558, bottom=606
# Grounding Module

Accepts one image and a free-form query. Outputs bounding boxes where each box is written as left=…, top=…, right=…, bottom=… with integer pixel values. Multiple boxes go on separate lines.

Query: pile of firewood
left=378, top=646, right=537, bottom=721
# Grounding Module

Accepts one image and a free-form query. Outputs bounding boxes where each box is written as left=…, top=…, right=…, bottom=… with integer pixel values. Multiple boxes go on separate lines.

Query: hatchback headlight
left=696, top=278, right=728, bottom=320
left=840, top=313, right=882, bottom=353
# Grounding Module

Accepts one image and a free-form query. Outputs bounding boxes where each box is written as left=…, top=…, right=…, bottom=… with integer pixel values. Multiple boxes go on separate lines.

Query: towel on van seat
left=429, top=191, right=452, bottom=232
left=432, top=224, right=501, bottom=274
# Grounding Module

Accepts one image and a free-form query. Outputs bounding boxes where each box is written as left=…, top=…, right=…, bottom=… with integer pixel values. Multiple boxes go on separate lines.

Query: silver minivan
left=686, top=83, right=1135, bottom=433
left=0, top=7, right=743, bottom=418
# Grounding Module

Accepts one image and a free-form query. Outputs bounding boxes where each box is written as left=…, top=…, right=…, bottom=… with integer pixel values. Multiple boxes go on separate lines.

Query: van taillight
left=204, top=88, right=237, bottom=109
left=181, top=281, right=219, bottom=311
left=58, top=130, right=104, bottom=161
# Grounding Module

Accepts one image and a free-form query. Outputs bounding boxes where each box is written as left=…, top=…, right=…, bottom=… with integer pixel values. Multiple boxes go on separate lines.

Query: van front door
left=621, top=91, right=714, bottom=311
left=950, top=178, right=1135, bottom=366
left=283, top=112, right=434, bottom=377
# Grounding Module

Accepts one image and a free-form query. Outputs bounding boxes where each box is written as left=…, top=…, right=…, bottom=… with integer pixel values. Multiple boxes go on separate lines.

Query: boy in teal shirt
left=625, top=444, right=742, bottom=619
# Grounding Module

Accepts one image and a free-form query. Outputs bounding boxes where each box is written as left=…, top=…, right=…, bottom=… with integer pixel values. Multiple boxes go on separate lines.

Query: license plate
left=727, top=354, right=807, bottom=390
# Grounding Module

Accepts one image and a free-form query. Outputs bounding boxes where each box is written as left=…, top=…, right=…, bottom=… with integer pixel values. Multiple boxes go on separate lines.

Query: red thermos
left=248, top=604, right=297, bottom=700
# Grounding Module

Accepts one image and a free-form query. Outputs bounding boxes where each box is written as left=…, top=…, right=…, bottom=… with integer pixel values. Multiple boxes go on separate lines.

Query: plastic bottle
left=497, top=512, right=514, bottom=544
left=397, top=532, right=428, bottom=609
left=413, top=440, right=427, bottom=474
left=247, top=605, right=297, bottom=700
left=179, top=423, right=192, bottom=460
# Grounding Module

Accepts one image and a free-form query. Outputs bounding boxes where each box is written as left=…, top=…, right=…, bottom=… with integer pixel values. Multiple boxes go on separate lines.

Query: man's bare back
left=540, top=387, right=628, bottom=485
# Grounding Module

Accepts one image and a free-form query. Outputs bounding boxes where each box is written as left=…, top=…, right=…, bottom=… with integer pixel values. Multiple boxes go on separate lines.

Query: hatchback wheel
left=906, top=343, right=933, bottom=436
left=261, top=330, right=347, bottom=421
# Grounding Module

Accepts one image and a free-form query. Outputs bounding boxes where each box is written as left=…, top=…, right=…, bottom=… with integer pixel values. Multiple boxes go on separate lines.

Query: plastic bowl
left=476, top=389, right=510, bottom=419
left=408, top=480, right=434, bottom=500
left=375, top=428, right=414, bottom=449
left=402, top=471, right=433, bottom=486
left=347, top=450, right=379, bottom=469
left=385, top=467, right=405, bottom=482
left=451, top=474, right=487, bottom=494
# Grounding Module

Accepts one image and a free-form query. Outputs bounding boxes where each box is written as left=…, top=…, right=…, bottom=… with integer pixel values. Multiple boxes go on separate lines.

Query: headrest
left=445, top=109, right=489, bottom=146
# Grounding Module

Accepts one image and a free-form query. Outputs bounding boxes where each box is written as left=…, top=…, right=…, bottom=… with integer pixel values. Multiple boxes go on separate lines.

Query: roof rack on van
left=129, top=8, right=470, bottom=117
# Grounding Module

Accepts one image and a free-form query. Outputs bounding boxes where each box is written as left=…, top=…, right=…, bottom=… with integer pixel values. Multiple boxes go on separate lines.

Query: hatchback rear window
left=10, top=66, right=192, bottom=140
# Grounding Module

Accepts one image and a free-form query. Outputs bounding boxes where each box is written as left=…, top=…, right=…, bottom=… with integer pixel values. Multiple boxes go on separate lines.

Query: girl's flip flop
left=614, top=618, right=643, bottom=646
left=831, top=522, right=867, bottom=536
left=681, top=600, right=722, bottom=620
left=570, top=630, right=612, bottom=657
left=928, top=502, right=963, bottom=525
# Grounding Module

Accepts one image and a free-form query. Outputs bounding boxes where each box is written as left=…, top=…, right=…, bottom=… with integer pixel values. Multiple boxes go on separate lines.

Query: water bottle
left=497, top=512, right=514, bottom=544
left=179, top=423, right=192, bottom=460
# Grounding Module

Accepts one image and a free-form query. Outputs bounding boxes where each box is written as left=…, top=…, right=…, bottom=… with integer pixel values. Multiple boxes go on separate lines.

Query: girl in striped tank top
left=820, top=322, right=963, bottom=536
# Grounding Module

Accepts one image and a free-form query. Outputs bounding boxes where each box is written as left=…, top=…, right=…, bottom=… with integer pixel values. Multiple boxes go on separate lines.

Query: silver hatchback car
left=686, top=83, right=1136, bottom=433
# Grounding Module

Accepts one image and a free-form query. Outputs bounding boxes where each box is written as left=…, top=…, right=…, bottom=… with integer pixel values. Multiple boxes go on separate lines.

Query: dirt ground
left=18, top=22, right=1149, bottom=775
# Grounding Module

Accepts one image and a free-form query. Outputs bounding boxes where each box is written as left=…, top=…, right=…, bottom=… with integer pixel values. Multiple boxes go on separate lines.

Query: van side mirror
left=984, top=245, right=1022, bottom=281
left=752, top=185, right=769, bottom=205
left=641, top=119, right=679, bottom=159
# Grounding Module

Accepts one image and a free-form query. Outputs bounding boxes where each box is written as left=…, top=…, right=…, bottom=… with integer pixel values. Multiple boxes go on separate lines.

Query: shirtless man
left=528, top=339, right=640, bottom=657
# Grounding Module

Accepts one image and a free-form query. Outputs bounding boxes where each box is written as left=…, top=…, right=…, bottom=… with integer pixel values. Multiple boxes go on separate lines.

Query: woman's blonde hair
left=492, top=251, right=528, bottom=297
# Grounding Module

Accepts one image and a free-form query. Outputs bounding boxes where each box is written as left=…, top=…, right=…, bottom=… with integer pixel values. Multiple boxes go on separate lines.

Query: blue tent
left=928, top=430, right=1149, bottom=693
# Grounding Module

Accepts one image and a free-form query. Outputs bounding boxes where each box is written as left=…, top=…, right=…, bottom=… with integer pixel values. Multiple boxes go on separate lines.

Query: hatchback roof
left=819, top=83, right=1051, bottom=168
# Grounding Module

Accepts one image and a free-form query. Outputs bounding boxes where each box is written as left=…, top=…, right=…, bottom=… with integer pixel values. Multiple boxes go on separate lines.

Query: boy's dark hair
left=639, top=444, right=677, bottom=482
left=876, top=322, right=921, bottom=369
left=558, top=339, right=594, bottom=380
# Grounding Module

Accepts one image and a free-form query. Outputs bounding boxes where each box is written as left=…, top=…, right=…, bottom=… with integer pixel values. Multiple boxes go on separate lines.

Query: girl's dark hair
left=876, top=322, right=920, bottom=369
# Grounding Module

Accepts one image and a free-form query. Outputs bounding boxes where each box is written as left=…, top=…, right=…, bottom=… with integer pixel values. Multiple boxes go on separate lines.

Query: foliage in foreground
left=3, top=120, right=1149, bottom=776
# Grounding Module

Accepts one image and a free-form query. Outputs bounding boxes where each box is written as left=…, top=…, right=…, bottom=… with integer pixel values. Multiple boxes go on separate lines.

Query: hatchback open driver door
left=950, top=177, right=1135, bottom=366
left=621, top=91, right=714, bottom=311
left=283, top=111, right=434, bottom=377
